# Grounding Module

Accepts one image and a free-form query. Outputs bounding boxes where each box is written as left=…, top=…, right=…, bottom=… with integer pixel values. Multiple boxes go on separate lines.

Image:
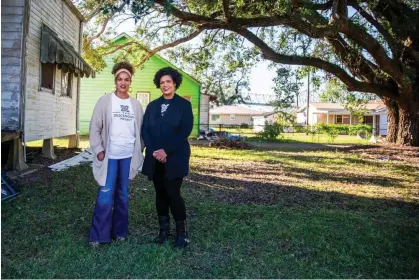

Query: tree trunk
left=397, top=102, right=419, bottom=146
left=382, top=97, right=398, bottom=143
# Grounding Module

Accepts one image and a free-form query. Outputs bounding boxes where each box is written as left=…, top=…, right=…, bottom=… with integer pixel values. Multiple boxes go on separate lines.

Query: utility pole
left=306, top=69, right=310, bottom=134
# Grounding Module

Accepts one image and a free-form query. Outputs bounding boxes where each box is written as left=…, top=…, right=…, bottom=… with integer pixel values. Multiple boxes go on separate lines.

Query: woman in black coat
left=141, top=67, right=193, bottom=248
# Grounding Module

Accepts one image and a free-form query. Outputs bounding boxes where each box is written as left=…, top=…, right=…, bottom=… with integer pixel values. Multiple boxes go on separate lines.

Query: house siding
left=209, top=114, right=255, bottom=126
left=79, top=49, right=201, bottom=137
left=200, top=94, right=210, bottom=131
left=1, top=0, right=25, bottom=132
left=23, top=0, right=82, bottom=142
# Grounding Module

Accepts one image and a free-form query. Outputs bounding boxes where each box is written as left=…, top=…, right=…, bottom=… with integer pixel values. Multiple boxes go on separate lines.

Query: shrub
left=348, top=124, right=373, bottom=136
left=293, top=124, right=306, bottom=133
left=258, top=121, right=283, bottom=141
left=240, top=123, right=250, bottom=129
left=317, top=123, right=350, bottom=135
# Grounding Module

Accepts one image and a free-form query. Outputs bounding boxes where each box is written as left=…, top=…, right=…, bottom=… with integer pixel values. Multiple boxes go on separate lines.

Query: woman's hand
left=97, top=151, right=105, bottom=162
left=153, top=149, right=167, bottom=163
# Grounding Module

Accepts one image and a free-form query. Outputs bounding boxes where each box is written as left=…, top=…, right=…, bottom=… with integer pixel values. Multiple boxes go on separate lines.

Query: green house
left=79, top=33, right=207, bottom=137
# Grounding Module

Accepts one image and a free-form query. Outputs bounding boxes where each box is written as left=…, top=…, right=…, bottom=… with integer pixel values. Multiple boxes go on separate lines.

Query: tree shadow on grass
left=185, top=171, right=418, bottom=213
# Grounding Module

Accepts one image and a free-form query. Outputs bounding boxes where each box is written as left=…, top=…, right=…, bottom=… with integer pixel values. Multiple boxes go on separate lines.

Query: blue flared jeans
left=89, top=157, right=131, bottom=243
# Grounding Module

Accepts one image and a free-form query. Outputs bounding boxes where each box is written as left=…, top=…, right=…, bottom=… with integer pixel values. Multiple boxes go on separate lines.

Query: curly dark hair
left=111, top=61, right=134, bottom=79
left=153, top=67, right=183, bottom=90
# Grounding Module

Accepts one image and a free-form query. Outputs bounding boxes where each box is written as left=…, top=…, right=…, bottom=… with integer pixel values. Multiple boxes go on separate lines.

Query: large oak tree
left=77, top=0, right=419, bottom=145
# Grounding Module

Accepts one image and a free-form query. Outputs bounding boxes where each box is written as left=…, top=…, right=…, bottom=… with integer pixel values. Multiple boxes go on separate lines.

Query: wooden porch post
left=327, top=112, right=329, bottom=124
left=373, top=115, right=376, bottom=135
left=7, top=138, right=29, bottom=171
left=42, top=138, right=57, bottom=159
left=68, top=133, right=79, bottom=148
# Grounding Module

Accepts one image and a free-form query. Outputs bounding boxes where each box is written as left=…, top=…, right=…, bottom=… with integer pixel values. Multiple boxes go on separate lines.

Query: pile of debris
left=209, top=137, right=251, bottom=149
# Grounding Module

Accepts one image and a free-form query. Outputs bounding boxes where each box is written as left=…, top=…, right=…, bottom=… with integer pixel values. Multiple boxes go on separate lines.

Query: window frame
left=40, top=62, right=56, bottom=93
left=61, top=71, right=72, bottom=97
left=136, top=91, right=151, bottom=107
left=336, top=114, right=350, bottom=124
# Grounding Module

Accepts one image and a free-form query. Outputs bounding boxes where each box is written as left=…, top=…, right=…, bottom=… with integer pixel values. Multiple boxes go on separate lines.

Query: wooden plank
left=1, top=132, right=21, bottom=142
left=1, top=23, right=23, bottom=32
left=1, top=81, right=21, bottom=91
left=2, top=0, right=25, bottom=6
left=2, top=48, right=23, bottom=57
left=1, top=7, right=24, bottom=15
left=1, top=57, right=21, bottom=66
left=1, top=15, right=23, bottom=23
left=1, top=40, right=21, bottom=49
left=1, top=31, right=21, bottom=41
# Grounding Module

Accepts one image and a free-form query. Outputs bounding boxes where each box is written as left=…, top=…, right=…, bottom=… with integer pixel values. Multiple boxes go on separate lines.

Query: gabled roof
left=110, top=33, right=201, bottom=85
left=296, top=100, right=386, bottom=113
left=210, top=105, right=263, bottom=115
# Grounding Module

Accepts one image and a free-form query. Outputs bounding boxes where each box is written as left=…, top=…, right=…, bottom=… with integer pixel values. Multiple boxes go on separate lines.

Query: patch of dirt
left=341, top=144, right=419, bottom=165
left=8, top=147, right=83, bottom=187
left=25, top=147, right=83, bottom=166
left=185, top=143, right=419, bottom=208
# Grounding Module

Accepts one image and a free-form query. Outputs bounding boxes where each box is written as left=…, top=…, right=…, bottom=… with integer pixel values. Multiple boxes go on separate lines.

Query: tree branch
left=291, top=0, right=333, bottom=10
left=233, top=27, right=396, bottom=99
left=348, top=0, right=397, bottom=57
left=102, top=41, right=140, bottom=56
left=86, top=16, right=111, bottom=45
left=134, top=28, right=204, bottom=67
left=222, top=0, right=230, bottom=22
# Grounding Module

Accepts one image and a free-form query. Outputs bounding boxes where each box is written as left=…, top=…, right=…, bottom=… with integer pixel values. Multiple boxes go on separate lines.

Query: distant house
left=295, top=100, right=388, bottom=136
left=1, top=0, right=95, bottom=170
left=209, top=105, right=262, bottom=126
left=252, top=112, right=279, bottom=132
left=79, top=33, right=208, bottom=137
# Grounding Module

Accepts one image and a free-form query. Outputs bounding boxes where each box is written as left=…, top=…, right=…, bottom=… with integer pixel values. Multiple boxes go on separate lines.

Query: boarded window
left=40, top=63, right=55, bottom=90
left=136, top=91, right=150, bottom=107
left=61, top=72, right=72, bottom=97
left=211, top=114, right=220, bottom=121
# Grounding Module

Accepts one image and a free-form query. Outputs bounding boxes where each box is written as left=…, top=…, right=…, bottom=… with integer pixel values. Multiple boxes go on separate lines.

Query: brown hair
left=112, top=61, right=134, bottom=81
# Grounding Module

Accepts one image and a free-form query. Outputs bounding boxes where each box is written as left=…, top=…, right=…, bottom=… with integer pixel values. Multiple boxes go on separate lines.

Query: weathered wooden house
left=79, top=33, right=209, bottom=138
left=1, top=0, right=95, bottom=170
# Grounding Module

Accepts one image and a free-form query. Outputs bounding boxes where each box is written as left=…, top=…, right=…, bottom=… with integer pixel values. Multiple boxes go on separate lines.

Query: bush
left=240, top=123, right=249, bottom=129
left=258, top=121, right=283, bottom=141
left=293, top=124, right=306, bottom=133
left=317, top=123, right=350, bottom=135
left=348, top=124, right=373, bottom=136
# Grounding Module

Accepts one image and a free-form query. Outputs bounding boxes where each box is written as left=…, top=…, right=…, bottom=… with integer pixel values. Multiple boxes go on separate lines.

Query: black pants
left=152, top=161, right=186, bottom=221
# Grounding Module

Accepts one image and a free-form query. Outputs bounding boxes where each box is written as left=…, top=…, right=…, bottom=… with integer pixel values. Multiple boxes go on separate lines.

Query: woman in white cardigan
left=88, top=61, right=144, bottom=247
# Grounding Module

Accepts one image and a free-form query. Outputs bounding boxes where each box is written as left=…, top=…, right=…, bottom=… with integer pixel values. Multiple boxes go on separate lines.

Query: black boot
left=173, top=220, right=189, bottom=249
left=154, top=216, right=170, bottom=244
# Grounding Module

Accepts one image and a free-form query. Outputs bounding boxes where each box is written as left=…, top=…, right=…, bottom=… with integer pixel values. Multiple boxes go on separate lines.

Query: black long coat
left=141, top=94, right=194, bottom=180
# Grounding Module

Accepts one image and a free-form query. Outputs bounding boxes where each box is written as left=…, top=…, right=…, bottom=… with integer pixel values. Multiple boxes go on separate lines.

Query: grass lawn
left=220, top=128, right=369, bottom=145
left=2, top=145, right=419, bottom=278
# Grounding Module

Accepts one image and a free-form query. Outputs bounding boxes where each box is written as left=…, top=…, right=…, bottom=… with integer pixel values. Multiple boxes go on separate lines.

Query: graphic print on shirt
left=114, top=104, right=135, bottom=122
left=161, top=104, right=170, bottom=117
